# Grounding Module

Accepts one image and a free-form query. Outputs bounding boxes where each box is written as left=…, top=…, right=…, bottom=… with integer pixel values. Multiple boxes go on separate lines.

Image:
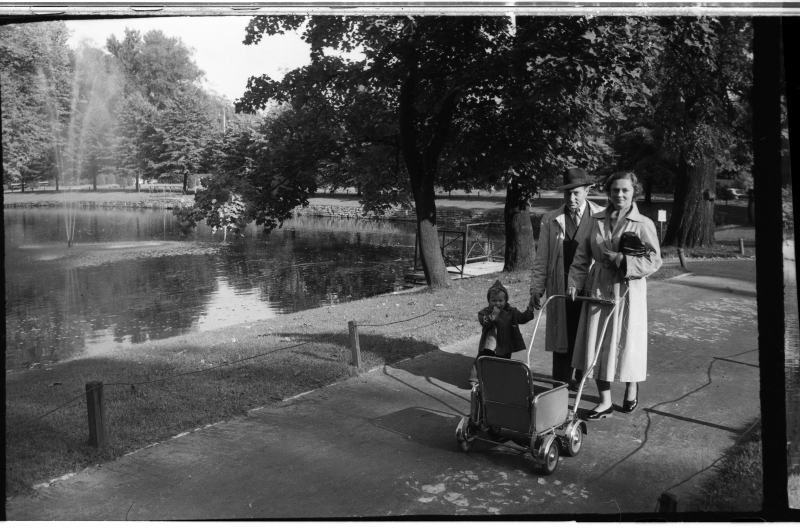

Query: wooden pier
left=404, top=260, right=505, bottom=285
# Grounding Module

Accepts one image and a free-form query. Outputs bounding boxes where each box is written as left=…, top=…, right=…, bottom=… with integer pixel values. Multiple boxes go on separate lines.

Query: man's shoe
left=585, top=405, right=614, bottom=421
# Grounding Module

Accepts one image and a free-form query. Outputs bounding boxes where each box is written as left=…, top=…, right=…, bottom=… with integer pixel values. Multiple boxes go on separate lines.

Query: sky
left=65, top=17, right=312, bottom=102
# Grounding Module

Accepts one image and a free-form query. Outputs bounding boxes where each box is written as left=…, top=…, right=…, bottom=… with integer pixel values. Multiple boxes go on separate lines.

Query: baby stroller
left=455, top=294, right=622, bottom=475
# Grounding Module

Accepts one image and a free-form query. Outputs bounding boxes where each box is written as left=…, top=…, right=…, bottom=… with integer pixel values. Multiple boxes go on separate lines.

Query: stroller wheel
left=564, top=421, right=584, bottom=457
left=456, top=416, right=477, bottom=453
left=541, top=437, right=560, bottom=475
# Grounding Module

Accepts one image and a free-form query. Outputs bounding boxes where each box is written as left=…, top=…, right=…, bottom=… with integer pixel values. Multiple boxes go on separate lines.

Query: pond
left=4, top=207, right=418, bottom=370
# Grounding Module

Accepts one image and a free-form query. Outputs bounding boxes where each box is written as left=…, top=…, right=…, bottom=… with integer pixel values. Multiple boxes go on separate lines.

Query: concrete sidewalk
left=6, top=274, right=760, bottom=519
left=665, top=259, right=757, bottom=297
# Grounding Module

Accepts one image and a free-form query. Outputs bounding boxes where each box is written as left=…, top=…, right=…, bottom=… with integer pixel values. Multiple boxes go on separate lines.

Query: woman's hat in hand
left=619, top=231, right=654, bottom=257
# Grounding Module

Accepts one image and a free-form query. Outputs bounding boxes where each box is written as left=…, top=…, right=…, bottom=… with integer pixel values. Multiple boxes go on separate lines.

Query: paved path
left=666, top=260, right=757, bottom=297
left=6, top=272, right=760, bottom=519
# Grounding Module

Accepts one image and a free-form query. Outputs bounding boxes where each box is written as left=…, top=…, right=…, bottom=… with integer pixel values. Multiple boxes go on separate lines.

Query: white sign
left=657, top=210, right=667, bottom=222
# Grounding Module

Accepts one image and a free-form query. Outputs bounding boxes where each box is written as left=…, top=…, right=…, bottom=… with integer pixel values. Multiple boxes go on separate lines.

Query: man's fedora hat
left=556, top=168, right=594, bottom=190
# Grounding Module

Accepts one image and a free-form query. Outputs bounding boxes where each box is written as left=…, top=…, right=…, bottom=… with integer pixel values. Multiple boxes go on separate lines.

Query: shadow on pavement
left=391, top=350, right=476, bottom=390
left=369, top=406, right=463, bottom=452
left=369, top=406, right=545, bottom=475
left=585, top=346, right=761, bottom=490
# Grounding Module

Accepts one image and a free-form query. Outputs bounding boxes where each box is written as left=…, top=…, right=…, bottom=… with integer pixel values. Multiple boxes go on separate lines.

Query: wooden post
left=677, top=248, right=687, bottom=269
left=658, top=493, right=678, bottom=513
left=348, top=321, right=362, bottom=370
left=739, top=238, right=746, bottom=255
left=86, top=381, right=106, bottom=448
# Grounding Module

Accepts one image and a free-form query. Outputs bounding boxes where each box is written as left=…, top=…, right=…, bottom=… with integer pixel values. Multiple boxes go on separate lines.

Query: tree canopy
left=226, top=15, right=660, bottom=283
left=611, top=17, right=753, bottom=246
left=1, top=21, right=72, bottom=189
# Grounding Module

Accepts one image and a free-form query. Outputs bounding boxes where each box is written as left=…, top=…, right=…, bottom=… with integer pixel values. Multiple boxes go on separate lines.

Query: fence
left=410, top=222, right=505, bottom=279
left=6, top=307, right=460, bottom=448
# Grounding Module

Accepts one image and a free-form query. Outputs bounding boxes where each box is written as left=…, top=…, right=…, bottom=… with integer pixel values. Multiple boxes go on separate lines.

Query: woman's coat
left=530, top=200, right=604, bottom=353
left=567, top=202, right=662, bottom=382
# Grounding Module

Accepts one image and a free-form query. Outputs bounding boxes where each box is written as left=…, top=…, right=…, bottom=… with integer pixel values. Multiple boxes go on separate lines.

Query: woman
left=566, top=171, right=662, bottom=420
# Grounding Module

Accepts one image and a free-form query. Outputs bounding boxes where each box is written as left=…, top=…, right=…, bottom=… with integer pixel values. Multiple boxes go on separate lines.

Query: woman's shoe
left=622, top=383, right=639, bottom=413
left=585, top=405, right=614, bottom=421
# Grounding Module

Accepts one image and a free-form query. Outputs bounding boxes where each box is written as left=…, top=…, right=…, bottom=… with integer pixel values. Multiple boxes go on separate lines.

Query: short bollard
left=677, top=248, right=687, bottom=269
left=739, top=238, right=746, bottom=255
left=86, top=381, right=107, bottom=448
left=348, top=320, right=362, bottom=370
left=658, top=492, right=678, bottom=513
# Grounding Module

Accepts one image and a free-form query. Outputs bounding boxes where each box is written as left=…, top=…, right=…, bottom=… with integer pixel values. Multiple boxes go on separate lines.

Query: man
left=529, top=168, right=603, bottom=390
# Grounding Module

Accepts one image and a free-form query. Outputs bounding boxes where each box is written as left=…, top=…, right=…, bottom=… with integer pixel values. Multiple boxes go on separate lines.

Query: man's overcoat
left=530, top=200, right=604, bottom=353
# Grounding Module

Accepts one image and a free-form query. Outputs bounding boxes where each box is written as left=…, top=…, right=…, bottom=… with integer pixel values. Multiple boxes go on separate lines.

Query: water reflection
left=5, top=208, right=417, bottom=369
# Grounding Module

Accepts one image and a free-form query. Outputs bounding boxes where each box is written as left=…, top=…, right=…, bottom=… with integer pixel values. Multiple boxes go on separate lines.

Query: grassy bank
left=687, top=427, right=764, bottom=512
left=686, top=426, right=800, bottom=512
left=790, top=475, right=800, bottom=509
left=5, top=271, right=533, bottom=496
left=2, top=188, right=190, bottom=206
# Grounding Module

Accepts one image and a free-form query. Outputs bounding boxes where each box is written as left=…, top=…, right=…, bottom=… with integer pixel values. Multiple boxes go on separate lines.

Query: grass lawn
left=790, top=474, right=800, bottom=509
left=687, top=427, right=763, bottom=512
left=3, top=188, right=189, bottom=204
left=5, top=270, right=534, bottom=496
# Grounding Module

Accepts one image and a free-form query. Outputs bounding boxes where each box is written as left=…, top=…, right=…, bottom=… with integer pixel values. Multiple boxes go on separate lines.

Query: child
left=468, top=279, right=535, bottom=384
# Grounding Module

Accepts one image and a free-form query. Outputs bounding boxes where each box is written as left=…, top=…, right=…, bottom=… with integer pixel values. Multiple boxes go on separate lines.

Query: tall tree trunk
left=413, top=176, right=450, bottom=288
left=398, top=68, right=452, bottom=288
left=644, top=177, right=653, bottom=204
left=183, top=171, right=189, bottom=194
left=135, top=171, right=140, bottom=192
left=503, top=181, right=535, bottom=272
left=663, top=153, right=717, bottom=247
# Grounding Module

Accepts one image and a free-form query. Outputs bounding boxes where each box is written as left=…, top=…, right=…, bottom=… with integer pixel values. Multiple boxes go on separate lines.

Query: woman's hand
left=566, top=286, right=577, bottom=301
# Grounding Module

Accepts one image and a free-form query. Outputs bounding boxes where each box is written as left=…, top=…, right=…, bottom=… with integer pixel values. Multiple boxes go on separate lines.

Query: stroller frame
left=455, top=294, right=622, bottom=475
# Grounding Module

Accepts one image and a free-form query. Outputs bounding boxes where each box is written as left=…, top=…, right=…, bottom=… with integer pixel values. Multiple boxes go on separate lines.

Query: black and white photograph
left=2, top=1, right=797, bottom=521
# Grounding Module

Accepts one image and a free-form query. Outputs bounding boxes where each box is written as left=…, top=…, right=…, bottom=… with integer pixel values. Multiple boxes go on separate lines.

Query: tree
left=236, top=16, right=661, bottom=282
left=150, top=87, right=216, bottom=192
left=610, top=125, right=677, bottom=204
left=62, top=41, right=123, bottom=190
left=435, top=17, right=658, bottom=271
left=107, top=29, right=204, bottom=109
left=0, top=21, right=73, bottom=190
left=115, top=92, right=158, bottom=190
left=652, top=17, right=753, bottom=247
left=238, top=16, right=525, bottom=287
left=174, top=103, right=343, bottom=237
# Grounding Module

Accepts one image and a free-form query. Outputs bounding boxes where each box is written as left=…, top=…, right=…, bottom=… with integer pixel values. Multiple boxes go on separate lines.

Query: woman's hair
left=603, top=171, right=642, bottom=199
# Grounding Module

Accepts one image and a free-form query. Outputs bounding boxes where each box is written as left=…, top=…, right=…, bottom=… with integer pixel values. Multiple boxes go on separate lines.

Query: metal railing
left=410, top=222, right=505, bottom=279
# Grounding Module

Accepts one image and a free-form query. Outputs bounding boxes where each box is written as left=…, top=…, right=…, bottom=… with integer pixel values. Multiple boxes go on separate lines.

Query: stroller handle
left=544, top=294, right=615, bottom=306
left=573, top=295, right=615, bottom=306
left=524, top=292, right=621, bottom=375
